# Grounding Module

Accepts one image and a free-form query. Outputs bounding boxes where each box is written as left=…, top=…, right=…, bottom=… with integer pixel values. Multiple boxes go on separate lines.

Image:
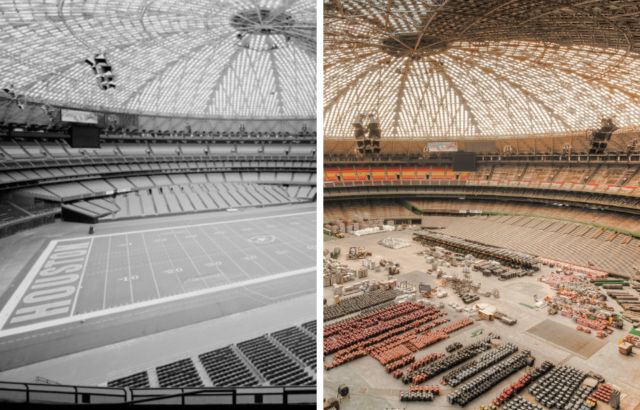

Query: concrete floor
left=322, top=229, right=640, bottom=410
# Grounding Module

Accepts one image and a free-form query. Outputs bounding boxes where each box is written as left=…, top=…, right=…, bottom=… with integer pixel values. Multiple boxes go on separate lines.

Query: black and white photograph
left=0, top=0, right=317, bottom=406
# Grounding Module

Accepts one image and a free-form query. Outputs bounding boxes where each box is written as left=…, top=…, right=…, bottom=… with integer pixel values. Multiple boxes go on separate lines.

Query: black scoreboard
left=69, top=125, right=101, bottom=148
left=452, top=152, right=477, bottom=172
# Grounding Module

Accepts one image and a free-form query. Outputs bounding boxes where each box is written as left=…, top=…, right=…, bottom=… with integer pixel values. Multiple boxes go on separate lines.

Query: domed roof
left=324, top=0, right=640, bottom=140
left=0, top=0, right=316, bottom=119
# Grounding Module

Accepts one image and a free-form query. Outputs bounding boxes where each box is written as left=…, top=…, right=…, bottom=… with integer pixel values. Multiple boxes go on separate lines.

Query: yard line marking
left=102, top=236, right=112, bottom=310
left=169, top=229, right=205, bottom=279
left=253, top=219, right=316, bottom=265
left=140, top=232, right=161, bottom=299
left=155, top=230, right=186, bottom=294
left=0, top=267, right=314, bottom=338
left=195, top=225, right=253, bottom=281
left=241, top=221, right=296, bottom=272
left=70, top=237, right=95, bottom=316
left=60, top=211, right=316, bottom=241
left=184, top=227, right=231, bottom=285
left=214, top=223, right=273, bottom=277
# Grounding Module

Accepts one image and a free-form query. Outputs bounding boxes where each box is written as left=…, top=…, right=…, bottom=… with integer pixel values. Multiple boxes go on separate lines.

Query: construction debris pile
left=414, top=231, right=540, bottom=267
left=379, top=237, right=412, bottom=250
left=323, top=258, right=356, bottom=287
left=324, top=218, right=385, bottom=235
left=354, top=225, right=396, bottom=236
left=538, top=257, right=608, bottom=279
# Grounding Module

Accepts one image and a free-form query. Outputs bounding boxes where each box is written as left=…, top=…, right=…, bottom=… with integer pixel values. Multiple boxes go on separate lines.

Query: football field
left=0, top=210, right=316, bottom=336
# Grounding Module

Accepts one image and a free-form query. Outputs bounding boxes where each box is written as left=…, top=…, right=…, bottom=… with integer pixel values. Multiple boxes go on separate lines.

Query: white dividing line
left=70, top=237, right=94, bottom=315
left=0, top=240, right=58, bottom=329
left=125, top=234, right=134, bottom=304
left=102, top=236, right=112, bottom=310
left=140, top=231, right=161, bottom=299
left=195, top=225, right=253, bottom=281
left=0, top=267, right=315, bottom=338
left=155, top=230, right=186, bottom=294
left=60, top=211, right=316, bottom=242
left=184, top=227, right=231, bottom=285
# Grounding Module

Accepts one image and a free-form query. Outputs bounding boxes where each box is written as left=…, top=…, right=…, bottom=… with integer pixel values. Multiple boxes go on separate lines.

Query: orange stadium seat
left=372, top=167, right=387, bottom=180
left=402, top=166, right=416, bottom=179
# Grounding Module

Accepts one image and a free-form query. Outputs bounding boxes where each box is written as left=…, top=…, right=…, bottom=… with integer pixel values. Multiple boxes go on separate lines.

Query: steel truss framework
left=324, top=0, right=640, bottom=141
left=0, top=0, right=316, bottom=119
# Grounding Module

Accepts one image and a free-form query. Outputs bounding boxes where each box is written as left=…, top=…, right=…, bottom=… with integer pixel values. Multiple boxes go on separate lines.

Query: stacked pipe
left=528, top=365, right=586, bottom=409
left=442, top=342, right=519, bottom=387
left=447, top=350, right=531, bottom=406
left=403, top=335, right=497, bottom=385
left=392, top=369, right=404, bottom=379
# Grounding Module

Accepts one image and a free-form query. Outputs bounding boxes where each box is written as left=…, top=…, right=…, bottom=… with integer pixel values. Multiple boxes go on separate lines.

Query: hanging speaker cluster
left=353, top=113, right=381, bottom=155
left=589, top=118, right=617, bottom=154
left=85, top=53, right=116, bottom=90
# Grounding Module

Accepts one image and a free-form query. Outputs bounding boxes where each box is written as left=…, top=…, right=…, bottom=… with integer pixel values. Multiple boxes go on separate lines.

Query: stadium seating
left=106, top=321, right=316, bottom=388
left=236, top=336, right=313, bottom=386
left=156, top=359, right=204, bottom=388
left=270, top=327, right=316, bottom=369
left=323, top=200, right=417, bottom=222
left=323, top=164, right=640, bottom=196
left=409, top=199, right=640, bottom=235
left=421, top=215, right=640, bottom=277
left=107, top=372, right=150, bottom=389
left=199, top=346, right=260, bottom=387
left=58, top=182, right=307, bottom=221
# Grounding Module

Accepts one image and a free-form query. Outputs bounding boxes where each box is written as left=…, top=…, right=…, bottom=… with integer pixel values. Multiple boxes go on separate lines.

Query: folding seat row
left=270, top=327, right=316, bottom=368
left=156, top=359, right=203, bottom=388
left=198, top=346, right=259, bottom=387
left=236, top=336, right=308, bottom=386
left=107, top=371, right=150, bottom=389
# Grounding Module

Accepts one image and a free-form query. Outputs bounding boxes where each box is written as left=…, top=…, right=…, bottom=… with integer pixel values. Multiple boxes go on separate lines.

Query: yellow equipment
left=335, top=233, right=345, bottom=238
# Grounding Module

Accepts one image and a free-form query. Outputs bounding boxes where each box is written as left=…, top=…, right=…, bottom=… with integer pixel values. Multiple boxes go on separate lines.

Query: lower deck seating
left=270, top=327, right=316, bottom=369
left=156, top=359, right=203, bottom=388
left=0, top=201, right=32, bottom=225
left=237, top=336, right=313, bottom=386
left=107, top=372, right=150, bottom=389
left=409, top=199, right=640, bottom=236
left=106, top=323, right=315, bottom=388
left=323, top=200, right=418, bottom=222
left=199, top=347, right=260, bottom=387
left=424, top=215, right=640, bottom=278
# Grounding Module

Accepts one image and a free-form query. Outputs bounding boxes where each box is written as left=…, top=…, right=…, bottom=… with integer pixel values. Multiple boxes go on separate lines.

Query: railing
left=323, top=179, right=640, bottom=196
left=0, top=381, right=316, bottom=405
